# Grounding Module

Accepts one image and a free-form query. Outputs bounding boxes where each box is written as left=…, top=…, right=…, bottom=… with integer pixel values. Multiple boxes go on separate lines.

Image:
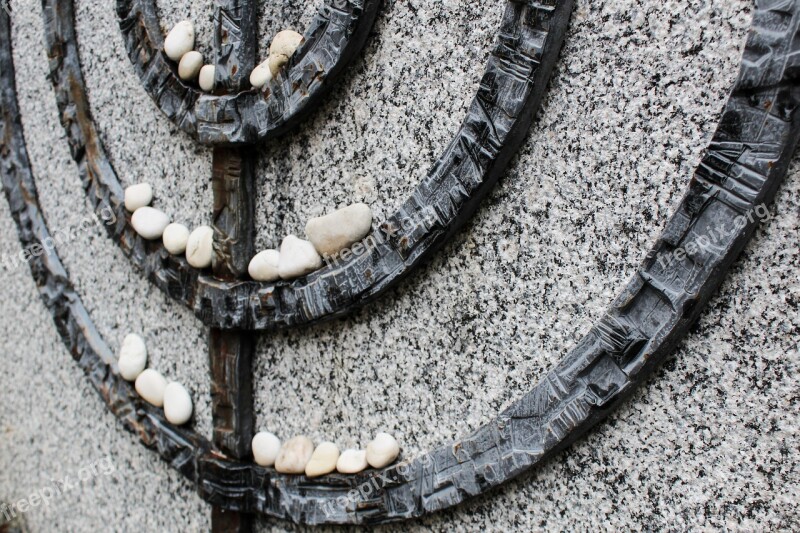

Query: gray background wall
left=1, top=0, right=798, bottom=530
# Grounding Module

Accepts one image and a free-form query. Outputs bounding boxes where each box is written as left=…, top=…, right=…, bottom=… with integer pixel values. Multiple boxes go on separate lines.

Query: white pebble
left=249, top=60, right=273, bottom=89
left=164, top=20, right=195, bottom=61
left=274, top=436, right=314, bottom=474
left=131, top=207, right=170, bottom=240
left=178, top=51, right=203, bottom=80
left=124, top=183, right=153, bottom=212
left=252, top=432, right=282, bottom=467
left=186, top=225, right=214, bottom=268
left=305, top=442, right=340, bottom=478
left=336, top=449, right=368, bottom=474
left=366, top=432, right=400, bottom=469
left=162, top=223, right=190, bottom=255
left=135, top=369, right=168, bottom=407
left=278, top=235, right=322, bottom=280
left=248, top=250, right=280, bottom=282
left=163, top=382, right=193, bottom=425
left=269, top=30, right=304, bottom=60
left=198, top=65, right=216, bottom=92
left=305, top=203, right=372, bottom=257
left=118, top=333, right=147, bottom=382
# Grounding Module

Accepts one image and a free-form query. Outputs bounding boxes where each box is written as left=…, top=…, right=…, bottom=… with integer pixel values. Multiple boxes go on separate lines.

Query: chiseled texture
left=0, top=0, right=798, bottom=532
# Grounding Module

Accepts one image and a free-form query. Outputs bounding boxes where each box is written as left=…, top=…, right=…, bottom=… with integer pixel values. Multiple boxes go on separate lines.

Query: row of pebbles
left=164, top=20, right=304, bottom=92
left=118, top=334, right=193, bottom=425
left=125, top=183, right=374, bottom=280
left=252, top=432, right=401, bottom=477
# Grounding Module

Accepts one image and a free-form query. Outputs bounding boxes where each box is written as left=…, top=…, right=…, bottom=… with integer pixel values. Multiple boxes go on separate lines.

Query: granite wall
left=0, top=0, right=798, bottom=530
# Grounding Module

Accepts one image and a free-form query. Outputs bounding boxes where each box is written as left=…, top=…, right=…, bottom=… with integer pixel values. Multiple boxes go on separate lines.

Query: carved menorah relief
left=0, top=0, right=799, bottom=529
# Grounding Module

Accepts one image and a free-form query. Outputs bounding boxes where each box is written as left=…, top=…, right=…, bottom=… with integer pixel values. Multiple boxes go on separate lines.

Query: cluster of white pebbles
left=163, top=20, right=304, bottom=92
left=126, top=183, right=373, bottom=280
left=252, top=431, right=401, bottom=477
left=117, top=334, right=194, bottom=425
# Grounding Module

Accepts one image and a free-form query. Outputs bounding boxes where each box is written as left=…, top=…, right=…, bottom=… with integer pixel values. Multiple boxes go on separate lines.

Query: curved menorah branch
left=47, top=0, right=576, bottom=331
left=116, top=0, right=381, bottom=145
left=4, top=0, right=800, bottom=526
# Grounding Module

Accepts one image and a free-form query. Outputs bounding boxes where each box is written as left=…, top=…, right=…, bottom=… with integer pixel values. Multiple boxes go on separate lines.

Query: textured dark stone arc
left=5, top=0, right=800, bottom=526
left=52, top=0, right=577, bottom=331
left=115, top=0, right=381, bottom=145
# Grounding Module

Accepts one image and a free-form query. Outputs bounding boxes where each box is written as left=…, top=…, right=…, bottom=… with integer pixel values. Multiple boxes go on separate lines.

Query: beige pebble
left=252, top=432, right=281, bottom=467
left=249, top=60, right=273, bottom=89
left=275, top=436, right=314, bottom=474
left=118, top=333, right=147, bottom=382
left=305, top=203, right=373, bottom=257
left=198, top=64, right=216, bottom=92
left=178, top=51, right=203, bottom=80
left=162, top=223, right=190, bottom=255
left=278, top=235, right=322, bottom=280
left=164, top=20, right=195, bottom=61
left=336, top=449, right=368, bottom=474
left=163, top=382, right=193, bottom=425
left=124, top=183, right=153, bottom=212
left=366, top=432, right=400, bottom=469
left=248, top=250, right=280, bottom=282
left=134, top=369, right=167, bottom=407
left=305, top=442, right=340, bottom=478
left=186, top=225, right=214, bottom=268
left=131, top=207, right=169, bottom=240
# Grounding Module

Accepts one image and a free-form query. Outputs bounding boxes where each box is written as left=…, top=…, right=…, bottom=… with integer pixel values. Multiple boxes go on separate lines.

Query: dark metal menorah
left=0, top=0, right=799, bottom=528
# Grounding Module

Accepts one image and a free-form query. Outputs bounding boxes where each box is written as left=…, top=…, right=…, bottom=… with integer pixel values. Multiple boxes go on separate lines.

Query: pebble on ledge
left=178, top=51, right=203, bottom=81
left=124, top=183, right=153, bottom=212
left=164, top=21, right=195, bottom=61
left=249, top=60, right=273, bottom=89
left=118, top=333, right=147, bottom=382
left=267, top=30, right=304, bottom=76
left=162, top=223, right=190, bottom=255
left=186, top=226, right=214, bottom=269
left=336, top=449, right=368, bottom=474
left=252, top=432, right=281, bottom=467
left=131, top=207, right=170, bottom=240
left=248, top=249, right=280, bottom=282
left=305, top=203, right=373, bottom=257
left=163, top=382, right=193, bottom=425
left=274, top=436, right=314, bottom=474
left=278, top=235, right=322, bottom=280
left=135, top=369, right=168, bottom=407
left=198, top=65, right=215, bottom=92
left=305, top=442, right=340, bottom=478
left=366, top=432, right=400, bottom=468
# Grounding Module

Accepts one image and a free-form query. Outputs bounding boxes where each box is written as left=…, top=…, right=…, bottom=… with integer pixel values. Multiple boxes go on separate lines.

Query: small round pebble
left=118, top=333, right=147, bottom=382
left=186, top=225, right=214, bottom=268
left=252, top=432, right=281, bottom=467
left=248, top=250, right=280, bottom=282
left=336, top=449, right=368, bottom=474
left=131, top=207, right=170, bottom=240
left=366, top=432, right=400, bottom=469
left=278, top=235, right=323, bottom=280
left=163, top=382, right=193, bottom=425
left=198, top=64, right=215, bottom=92
left=124, top=183, right=153, bottom=212
left=134, top=369, right=168, bottom=407
left=164, top=20, right=195, bottom=61
left=249, top=60, right=273, bottom=89
left=162, top=223, right=190, bottom=255
left=305, top=442, right=340, bottom=478
left=274, top=436, right=314, bottom=474
left=178, top=51, right=203, bottom=80
left=305, top=203, right=373, bottom=257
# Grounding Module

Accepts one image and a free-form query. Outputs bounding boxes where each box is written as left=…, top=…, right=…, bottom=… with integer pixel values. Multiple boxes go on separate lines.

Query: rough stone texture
left=0, top=0, right=798, bottom=531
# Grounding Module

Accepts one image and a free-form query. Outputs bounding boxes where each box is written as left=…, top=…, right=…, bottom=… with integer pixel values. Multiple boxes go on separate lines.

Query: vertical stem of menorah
left=209, top=147, right=257, bottom=532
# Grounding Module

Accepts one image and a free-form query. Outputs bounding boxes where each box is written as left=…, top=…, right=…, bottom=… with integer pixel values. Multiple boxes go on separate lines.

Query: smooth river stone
left=134, top=369, right=168, bottom=407
left=198, top=65, right=215, bottom=92
left=249, top=60, right=273, bottom=89
left=305, top=442, right=340, bottom=478
left=278, top=235, right=322, bottom=280
left=131, top=207, right=169, bottom=240
left=336, top=449, right=368, bottom=474
left=267, top=30, right=304, bottom=76
left=163, top=382, right=193, bottom=425
left=178, top=51, right=203, bottom=80
left=252, top=432, right=281, bottom=467
left=124, top=183, right=153, bottom=212
left=164, top=20, right=195, bottom=61
left=248, top=250, right=280, bottom=281
left=118, top=333, right=147, bottom=382
left=162, top=223, right=190, bottom=255
left=274, top=436, right=314, bottom=474
left=186, top=226, right=214, bottom=269
left=366, top=432, right=400, bottom=468
left=305, top=203, right=372, bottom=257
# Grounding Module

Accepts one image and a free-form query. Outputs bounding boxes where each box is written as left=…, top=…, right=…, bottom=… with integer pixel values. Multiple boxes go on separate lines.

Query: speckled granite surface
left=1, top=0, right=798, bottom=531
